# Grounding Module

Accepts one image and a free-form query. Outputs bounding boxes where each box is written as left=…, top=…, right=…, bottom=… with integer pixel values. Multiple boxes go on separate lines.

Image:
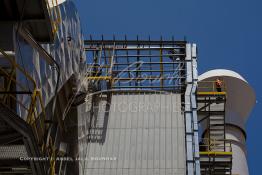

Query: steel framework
left=84, top=36, right=188, bottom=92
left=84, top=37, right=201, bottom=175
left=197, top=81, right=233, bottom=175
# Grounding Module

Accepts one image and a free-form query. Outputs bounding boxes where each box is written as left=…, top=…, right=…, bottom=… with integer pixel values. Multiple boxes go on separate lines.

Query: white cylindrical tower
left=198, top=69, right=256, bottom=175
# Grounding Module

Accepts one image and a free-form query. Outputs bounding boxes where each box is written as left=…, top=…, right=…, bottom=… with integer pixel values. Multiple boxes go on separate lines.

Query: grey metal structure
left=184, top=44, right=200, bottom=175
left=0, top=0, right=85, bottom=174
left=78, top=38, right=201, bottom=175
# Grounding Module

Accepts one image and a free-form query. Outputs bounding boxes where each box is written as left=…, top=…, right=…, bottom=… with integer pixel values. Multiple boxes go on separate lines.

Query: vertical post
left=192, top=43, right=200, bottom=174
left=160, top=37, right=163, bottom=90
left=109, top=42, right=116, bottom=88
left=136, top=36, right=140, bottom=87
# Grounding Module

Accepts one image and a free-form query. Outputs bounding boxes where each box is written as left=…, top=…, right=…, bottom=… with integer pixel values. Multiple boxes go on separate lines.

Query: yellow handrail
left=198, top=80, right=227, bottom=93
left=0, top=48, right=56, bottom=174
left=199, top=138, right=232, bottom=152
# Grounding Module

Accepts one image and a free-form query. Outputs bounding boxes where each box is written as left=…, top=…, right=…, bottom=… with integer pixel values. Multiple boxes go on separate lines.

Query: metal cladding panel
left=78, top=92, right=186, bottom=175
left=14, top=0, right=85, bottom=117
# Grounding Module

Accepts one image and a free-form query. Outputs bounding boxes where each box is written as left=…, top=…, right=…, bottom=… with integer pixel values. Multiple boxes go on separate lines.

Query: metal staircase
left=0, top=1, right=80, bottom=174
left=0, top=48, right=55, bottom=174
left=209, top=114, right=225, bottom=150
left=0, top=103, right=45, bottom=175
left=0, top=38, right=81, bottom=174
left=197, top=81, right=232, bottom=175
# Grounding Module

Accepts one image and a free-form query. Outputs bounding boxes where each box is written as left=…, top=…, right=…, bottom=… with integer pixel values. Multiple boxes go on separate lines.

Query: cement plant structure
left=0, top=0, right=256, bottom=175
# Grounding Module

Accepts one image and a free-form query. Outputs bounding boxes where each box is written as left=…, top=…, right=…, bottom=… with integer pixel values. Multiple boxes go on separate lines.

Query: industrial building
left=0, top=0, right=256, bottom=175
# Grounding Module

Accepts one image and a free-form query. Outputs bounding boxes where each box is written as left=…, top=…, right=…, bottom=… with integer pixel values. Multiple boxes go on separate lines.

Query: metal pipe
left=85, top=39, right=186, bottom=45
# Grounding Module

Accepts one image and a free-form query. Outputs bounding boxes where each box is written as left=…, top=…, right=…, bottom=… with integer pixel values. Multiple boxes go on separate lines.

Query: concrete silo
left=198, top=69, right=256, bottom=175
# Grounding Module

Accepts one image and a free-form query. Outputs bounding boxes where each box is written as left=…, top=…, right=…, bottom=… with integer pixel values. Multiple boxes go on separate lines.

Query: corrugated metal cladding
left=78, top=92, right=186, bottom=175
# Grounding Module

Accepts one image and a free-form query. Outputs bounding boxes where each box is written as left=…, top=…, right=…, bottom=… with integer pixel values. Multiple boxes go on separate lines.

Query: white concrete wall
left=226, top=126, right=249, bottom=175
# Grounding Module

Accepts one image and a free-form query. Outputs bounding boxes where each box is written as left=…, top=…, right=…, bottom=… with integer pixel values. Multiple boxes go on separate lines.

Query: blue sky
left=74, top=0, right=262, bottom=174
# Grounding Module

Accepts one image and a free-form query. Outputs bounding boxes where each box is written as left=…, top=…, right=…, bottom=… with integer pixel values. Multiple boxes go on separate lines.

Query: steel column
left=185, top=43, right=200, bottom=175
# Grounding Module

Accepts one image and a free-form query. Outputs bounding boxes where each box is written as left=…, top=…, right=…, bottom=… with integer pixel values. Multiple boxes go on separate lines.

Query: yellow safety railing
left=45, top=0, right=62, bottom=35
left=197, top=80, right=227, bottom=96
left=0, top=48, right=56, bottom=174
left=199, top=138, right=232, bottom=155
left=85, top=63, right=114, bottom=90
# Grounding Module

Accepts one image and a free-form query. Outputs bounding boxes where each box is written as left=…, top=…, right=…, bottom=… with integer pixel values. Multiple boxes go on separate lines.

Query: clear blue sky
left=74, top=0, right=262, bottom=174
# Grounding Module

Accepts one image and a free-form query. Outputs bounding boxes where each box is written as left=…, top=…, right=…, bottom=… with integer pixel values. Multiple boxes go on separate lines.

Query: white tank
left=198, top=69, right=256, bottom=175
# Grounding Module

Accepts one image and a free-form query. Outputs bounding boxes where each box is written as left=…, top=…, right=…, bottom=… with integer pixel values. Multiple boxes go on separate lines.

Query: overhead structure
left=84, top=37, right=188, bottom=92
left=198, top=69, right=256, bottom=175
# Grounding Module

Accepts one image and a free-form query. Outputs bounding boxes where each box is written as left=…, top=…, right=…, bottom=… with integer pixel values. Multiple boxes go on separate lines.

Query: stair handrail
left=0, top=48, right=56, bottom=174
left=199, top=138, right=232, bottom=153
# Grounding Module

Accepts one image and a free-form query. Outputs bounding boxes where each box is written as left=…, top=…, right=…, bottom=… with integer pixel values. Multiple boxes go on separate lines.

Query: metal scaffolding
left=197, top=81, right=233, bottom=175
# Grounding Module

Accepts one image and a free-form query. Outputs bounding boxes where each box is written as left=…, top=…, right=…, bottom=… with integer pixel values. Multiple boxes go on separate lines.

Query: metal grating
left=0, top=145, right=27, bottom=159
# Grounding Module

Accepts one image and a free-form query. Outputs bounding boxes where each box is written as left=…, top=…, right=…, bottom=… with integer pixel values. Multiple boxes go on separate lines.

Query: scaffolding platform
left=197, top=81, right=232, bottom=175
